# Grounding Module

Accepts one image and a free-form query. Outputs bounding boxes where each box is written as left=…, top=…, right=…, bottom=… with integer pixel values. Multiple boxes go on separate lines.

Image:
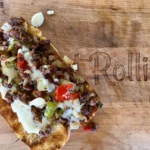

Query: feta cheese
left=1, top=23, right=12, bottom=32
left=71, top=64, right=78, bottom=71
left=1, top=57, right=18, bottom=83
left=29, top=97, right=46, bottom=109
left=47, top=10, right=55, bottom=15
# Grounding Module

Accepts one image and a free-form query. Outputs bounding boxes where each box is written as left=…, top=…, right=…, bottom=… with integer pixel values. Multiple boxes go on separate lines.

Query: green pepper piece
left=6, top=61, right=15, bottom=68
left=44, top=102, right=57, bottom=119
left=8, top=44, right=15, bottom=51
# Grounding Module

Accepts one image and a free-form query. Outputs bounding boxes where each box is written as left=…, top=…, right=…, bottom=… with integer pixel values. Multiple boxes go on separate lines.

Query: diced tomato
left=84, top=122, right=98, bottom=132
left=56, top=84, right=79, bottom=102
left=84, top=126, right=91, bottom=131
left=71, top=93, right=79, bottom=100
left=17, top=53, right=28, bottom=70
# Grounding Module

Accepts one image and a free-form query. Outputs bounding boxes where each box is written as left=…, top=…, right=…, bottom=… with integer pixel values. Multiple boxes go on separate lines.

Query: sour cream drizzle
left=11, top=98, right=49, bottom=134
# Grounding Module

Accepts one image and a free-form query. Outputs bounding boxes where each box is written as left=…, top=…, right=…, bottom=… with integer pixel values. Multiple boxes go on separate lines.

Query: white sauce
left=29, top=97, right=46, bottom=109
left=0, top=85, right=9, bottom=99
left=31, top=12, right=44, bottom=27
left=18, top=46, right=55, bottom=92
left=1, top=23, right=12, bottom=32
left=11, top=98, right=49, bottom=134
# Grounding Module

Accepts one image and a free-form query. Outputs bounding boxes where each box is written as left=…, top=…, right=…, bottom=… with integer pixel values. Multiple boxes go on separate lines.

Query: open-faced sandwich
left=0, top=17, right=102, bottom=150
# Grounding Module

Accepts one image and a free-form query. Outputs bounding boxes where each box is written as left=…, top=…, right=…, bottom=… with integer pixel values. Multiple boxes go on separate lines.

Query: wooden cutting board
left=1, top=0, right=150, bottom=150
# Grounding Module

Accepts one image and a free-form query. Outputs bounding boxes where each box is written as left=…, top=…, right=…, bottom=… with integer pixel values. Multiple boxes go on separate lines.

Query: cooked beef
left=81, top=104, right=94, bottom=117
left=0, top=29, right=4, bottom=41
left=39, top=126, right=52, bottom=138
left=3, top=32, right=9, bottom=40
left=31, top=106, right=42, bottom=123
left=41, top=56, right=48, bottom=65
left=9, top=27, right=33, bottom=43
left=8, top=17, right=24, bottom=26
left=32, top=39, right=50, bottom=51
left=84, top=122, right=98, bottom=131
left=23, top=83, right=34, bottom=91
left=18, top=92, right=34, bottom=105
left=79, top=92, right=90, bottom=103
left=3, top=83, right=12, bottom=88
left=89, top=98, right=99, bottom=106
left=9, top=29, right=20, bottom=39
left=5, top=92, right=13, bottom=103
left=59, top=118, right=69, bottom=128
left=2, top=41, right=9, bottom=46
left=44, top=73, right=53, bottom=82
left=97, top=102, right=103, bottom=108
left=49, top=65, right=56, bottom=74
left=32, top=90, right=46, bottom=97
left=48, top=55, right=56, bottom=63
left=55, top=71, right=64, bottom=77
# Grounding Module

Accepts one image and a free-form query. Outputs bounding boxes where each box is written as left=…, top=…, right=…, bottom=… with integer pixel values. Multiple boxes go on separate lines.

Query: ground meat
left=41, top=57, right=48, bottom=65
left=79, top=92, right=90, bottom=103
left=31, top=106, right=42, bottom=123
left=3, top=32, right=9, bottom=40
left=81, top=104, right=94, bottom=117
left=55, top=71, right=64, bottom=77
left=2, top=41, right=9, bottom=46
left=64, top=67, right=76, bottom=82
left=48, top=55, right=56, bottom=63
left=5, top=92, right=13, bottom=103
left=39, top=126, right=52, bottom=138
left=8, top=17, right=24, bottom=26
left=89, top=98, right=100, bottom=106
left=18, top=91, right=34, bottom=105
left=96, top=101, right=103, bottom=108
left=32, top=90, right=46, bottom=98
left=44, top=73, right=53, bottom=82
left=59, top=118, right=69, bottom=128
left=0, top=29, right=4, bottom=41
left=32, top=39, right=50, bottom=51
left=23, top=83, right=34, bottom=91
left=9, top=29, right=20, bottom=39
left=32, top=53, right=40, bottom=61
left=9, top=26, right=33, bottom=43
left=32, top=51, right=50, bottom=68
left=84, top=122, right=98, bottom=131
left=49, top=65, right=56, bottom=74
left=2, top=81, right=12, bottom=88
left=20, top=33, right=33, bottom=43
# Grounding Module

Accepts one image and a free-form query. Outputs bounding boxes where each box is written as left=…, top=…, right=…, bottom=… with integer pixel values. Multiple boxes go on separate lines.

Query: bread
left=0, top=19, right=69, bottom=150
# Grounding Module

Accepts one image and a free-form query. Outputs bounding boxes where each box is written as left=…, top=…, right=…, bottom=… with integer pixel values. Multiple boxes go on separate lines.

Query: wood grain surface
left=1, top=0, right=150, bottom=150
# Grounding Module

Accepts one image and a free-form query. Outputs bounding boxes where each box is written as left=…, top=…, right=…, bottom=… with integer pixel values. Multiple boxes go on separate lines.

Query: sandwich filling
left=0, top=17, right=102, bottom=137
